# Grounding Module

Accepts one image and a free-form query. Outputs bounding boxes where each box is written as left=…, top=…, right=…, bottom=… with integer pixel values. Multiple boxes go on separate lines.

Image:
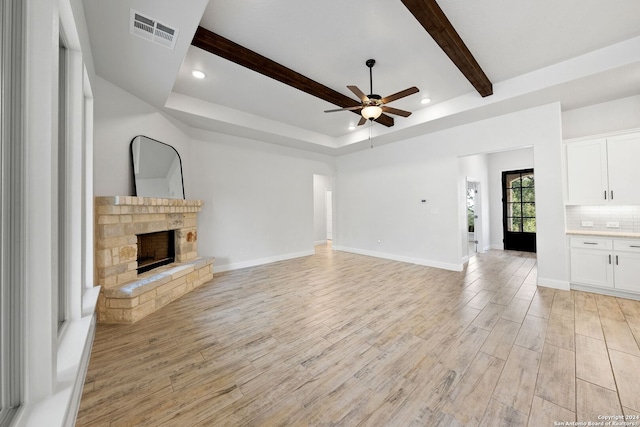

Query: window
left=0, top=0, right=25, bottom=423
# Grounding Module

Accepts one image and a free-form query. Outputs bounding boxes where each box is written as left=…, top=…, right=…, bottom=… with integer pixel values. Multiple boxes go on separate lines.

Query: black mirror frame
left=130, top=135, right=186, bottom=199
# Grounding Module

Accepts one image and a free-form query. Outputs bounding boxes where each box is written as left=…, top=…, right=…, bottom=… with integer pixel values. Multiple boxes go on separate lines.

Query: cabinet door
left=607, top=132, right=640, bottom=204
left=614, top=252, right=640, bottom=293
left=570, top=248, right=614, bottom=288
left=566, top=139, right=608, bottom=204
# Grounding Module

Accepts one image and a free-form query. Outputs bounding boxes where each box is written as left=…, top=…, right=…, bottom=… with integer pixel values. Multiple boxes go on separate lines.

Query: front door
left=502, top=169, right=536, bottom=252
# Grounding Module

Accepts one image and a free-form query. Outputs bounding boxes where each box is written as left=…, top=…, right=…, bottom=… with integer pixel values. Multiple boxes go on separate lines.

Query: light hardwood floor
left=77, top=244, right=640, bottom=426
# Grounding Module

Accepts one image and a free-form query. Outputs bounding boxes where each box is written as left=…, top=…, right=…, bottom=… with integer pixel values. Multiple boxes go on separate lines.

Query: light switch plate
left=581, top=221, right=593, bottom=227
left=606, top=221, right=620, bottom=228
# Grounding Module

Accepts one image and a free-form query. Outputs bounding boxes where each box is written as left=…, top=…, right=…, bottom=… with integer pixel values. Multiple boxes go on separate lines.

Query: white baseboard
left=314, top=240, right=327, bottom=246
left=214, top=250, right=315, bottom=273
left=537, top=277, right=570, bottom=291
left=571, top=283, right=640, bottom=301
left=332, top=245, right=463, bottom=272
left=461, top=255, right=470, bottom=264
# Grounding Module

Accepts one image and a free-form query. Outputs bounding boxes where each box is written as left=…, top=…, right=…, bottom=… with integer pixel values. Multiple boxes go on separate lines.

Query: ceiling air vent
left=129, top=9, right=179, bottom=50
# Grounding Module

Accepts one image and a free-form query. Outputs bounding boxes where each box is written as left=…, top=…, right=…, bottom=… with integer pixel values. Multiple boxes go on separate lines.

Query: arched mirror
left=130, top=136, right=185, bottom=199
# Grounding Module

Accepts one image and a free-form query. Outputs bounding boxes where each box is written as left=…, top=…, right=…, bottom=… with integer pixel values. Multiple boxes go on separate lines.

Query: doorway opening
left=326, top=190, right=333, bottom=241
left=467, top=180, right=479, bottom=256
left=313, top=174, right=334, bottom=246
left=502, top=168, right=536, bottom=252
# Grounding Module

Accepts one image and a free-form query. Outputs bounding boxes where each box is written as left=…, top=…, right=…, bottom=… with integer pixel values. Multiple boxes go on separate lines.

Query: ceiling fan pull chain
left=370, top=120, right=373, bottom=149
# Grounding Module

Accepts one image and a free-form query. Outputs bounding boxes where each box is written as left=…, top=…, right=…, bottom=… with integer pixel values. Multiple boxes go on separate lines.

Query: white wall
left=93, top=80, right=336, bottom=272
left=313, top=174, right=333, bottom=244
left=335, top=103, right=567, bottom=288
left=487, top=147, right=535, bottom=250
left=562, top=95, right=640, bottom=140
left=188, top=130, right=334, bottom=271
left=93, top=76, right=192, bottom=196
left=458, top=154, right=490, bottom=254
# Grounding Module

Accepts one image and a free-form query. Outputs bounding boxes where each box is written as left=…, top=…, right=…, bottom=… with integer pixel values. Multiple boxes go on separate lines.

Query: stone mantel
left=94, top=196, right=213, bottom=323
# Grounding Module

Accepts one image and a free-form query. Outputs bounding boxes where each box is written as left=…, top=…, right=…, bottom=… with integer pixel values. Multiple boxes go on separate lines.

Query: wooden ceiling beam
left=191, top=26, right=395, bottom=127
left=401, top=0, right=493, bottom=97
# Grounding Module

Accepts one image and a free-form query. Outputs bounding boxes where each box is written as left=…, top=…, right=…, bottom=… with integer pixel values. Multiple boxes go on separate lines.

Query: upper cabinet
left=566, top=131, right=640, bottom=205
left=606, top=133, right=640, bottom=204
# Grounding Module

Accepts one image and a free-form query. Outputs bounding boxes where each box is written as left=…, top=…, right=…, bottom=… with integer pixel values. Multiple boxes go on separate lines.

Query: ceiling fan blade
left=375, top=113, right=394, bottom=127
left=357, top=116, right=367, bottom=126
left=324, top=106, right=363, bottom=113
left=381, top=87, right=419, bottom=104
left=347, top=86, right=370, bottom=102
left=381, top=106, right=412, bottom=117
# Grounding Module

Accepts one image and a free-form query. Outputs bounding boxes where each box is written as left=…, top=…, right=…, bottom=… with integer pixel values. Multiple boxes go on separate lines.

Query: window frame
left=0, top=0, right=26, bottom=424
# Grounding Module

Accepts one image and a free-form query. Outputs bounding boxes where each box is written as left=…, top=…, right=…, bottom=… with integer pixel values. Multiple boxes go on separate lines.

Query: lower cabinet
left=570, top=237, right=640, bottom=294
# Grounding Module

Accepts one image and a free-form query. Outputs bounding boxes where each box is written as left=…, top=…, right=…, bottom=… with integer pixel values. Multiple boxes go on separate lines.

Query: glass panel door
left=502, top=169, right=536, bottom=252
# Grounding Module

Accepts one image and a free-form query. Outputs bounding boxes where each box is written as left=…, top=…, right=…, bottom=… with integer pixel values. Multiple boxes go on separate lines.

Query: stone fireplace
left=95, top=196, right=214, bottom=323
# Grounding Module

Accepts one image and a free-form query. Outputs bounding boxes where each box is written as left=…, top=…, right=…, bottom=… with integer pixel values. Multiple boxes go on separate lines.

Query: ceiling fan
left=324, top=59, right=419, bottom=126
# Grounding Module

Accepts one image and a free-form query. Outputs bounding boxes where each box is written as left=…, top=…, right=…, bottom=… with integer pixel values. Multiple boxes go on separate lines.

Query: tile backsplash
left=566, top=205, right=640, bottom=233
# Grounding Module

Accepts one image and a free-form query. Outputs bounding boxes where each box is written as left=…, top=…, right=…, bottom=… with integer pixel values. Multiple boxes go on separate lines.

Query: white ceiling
left=84, top=0, right=640, bottom=155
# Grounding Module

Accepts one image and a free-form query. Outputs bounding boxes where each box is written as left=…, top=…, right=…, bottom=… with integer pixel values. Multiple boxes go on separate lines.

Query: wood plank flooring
left=77, top=244, right=640, bottom=426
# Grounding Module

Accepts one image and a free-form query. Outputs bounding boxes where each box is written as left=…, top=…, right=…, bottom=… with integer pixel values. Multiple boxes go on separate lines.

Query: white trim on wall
left=214, top=250, right=315, bottom=273
left=333, top=245, right=464, bottom=272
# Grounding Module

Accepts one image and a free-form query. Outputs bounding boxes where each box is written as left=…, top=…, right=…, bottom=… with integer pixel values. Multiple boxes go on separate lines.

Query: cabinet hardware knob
left=630, top=245, right=640, bottom=248
left=616, top=255, right=619, bottom=265
left=583, top=242, right=598, bottom=245
left=604, top=191, right=607, bottom=200
left=611, top=190, right=614, bottom=200
left=609, top=254, right=612, bottom=264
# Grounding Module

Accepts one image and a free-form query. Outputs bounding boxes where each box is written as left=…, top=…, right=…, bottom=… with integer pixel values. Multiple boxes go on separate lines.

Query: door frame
left=325, top=189, right=333, bottom=241
left=501, top=168, right=537, bottom=253
left=466, top=178, right=481, bottom=257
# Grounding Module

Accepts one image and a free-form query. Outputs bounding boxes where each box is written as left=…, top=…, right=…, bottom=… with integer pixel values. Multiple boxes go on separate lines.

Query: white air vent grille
left=130, top=9, right=179, bottom=50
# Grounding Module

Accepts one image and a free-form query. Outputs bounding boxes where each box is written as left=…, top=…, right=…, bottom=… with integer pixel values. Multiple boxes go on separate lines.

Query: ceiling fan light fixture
left=191, top=70, right=206, bottom=79
left=421, top=97, right=431, bottom=105
left=361, top=105, right=383, bottom=120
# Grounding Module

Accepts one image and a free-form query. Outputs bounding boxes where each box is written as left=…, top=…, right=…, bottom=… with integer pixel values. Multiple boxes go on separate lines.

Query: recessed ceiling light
left=192, top=70, right=206, bottom=79
left=348, top=125, right=356, bottom=131
left=421, top=97, right=431, bottom=105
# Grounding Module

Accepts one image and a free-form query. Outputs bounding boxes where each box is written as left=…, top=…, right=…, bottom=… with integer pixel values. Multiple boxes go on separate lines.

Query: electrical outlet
left=606, top=221, right=620, bottom=228
left=581, top=221, right=593, bottom=227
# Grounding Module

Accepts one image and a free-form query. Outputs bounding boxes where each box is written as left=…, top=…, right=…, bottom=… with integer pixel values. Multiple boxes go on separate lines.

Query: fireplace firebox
left=136, top=230, right=175, bottom=274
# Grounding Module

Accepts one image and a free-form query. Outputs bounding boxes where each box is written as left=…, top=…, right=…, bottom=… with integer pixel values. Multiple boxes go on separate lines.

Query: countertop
left=566, top=230, right=640, bottom=238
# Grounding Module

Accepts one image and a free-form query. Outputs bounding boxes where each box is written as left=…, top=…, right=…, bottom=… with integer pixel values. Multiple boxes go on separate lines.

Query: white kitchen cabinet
left=612, top=240, right=640, bottom=293
left=570, top=237, right=614, bottom=288
left=565, top=131, right=640, bottom=205
left=570, top=237, right=640, bottom=295
left=566, top=138, right=608, bottom=204
left=606, top=133, right=640, bottom=204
